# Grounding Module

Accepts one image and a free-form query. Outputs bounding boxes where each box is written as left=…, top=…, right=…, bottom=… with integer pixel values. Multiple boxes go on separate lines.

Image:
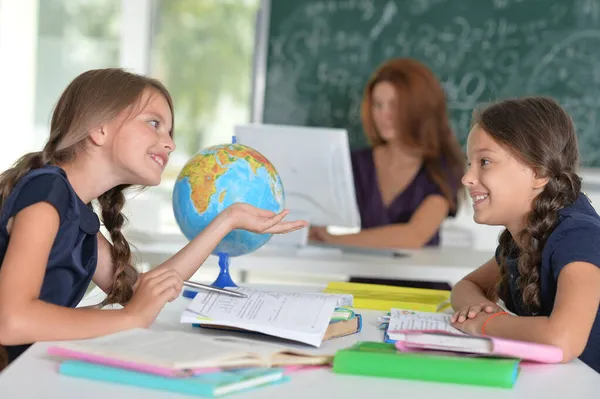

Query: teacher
left=311, top=58, right=465, bottom=288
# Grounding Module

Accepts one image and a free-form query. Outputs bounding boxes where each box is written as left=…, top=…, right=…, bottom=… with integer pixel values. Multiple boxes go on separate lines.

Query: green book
left=332, top=342, right=520, bottom=389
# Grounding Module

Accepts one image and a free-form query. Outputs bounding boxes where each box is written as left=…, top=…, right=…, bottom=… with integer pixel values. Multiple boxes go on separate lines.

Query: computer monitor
left=234, top=123, right=360, bottom=248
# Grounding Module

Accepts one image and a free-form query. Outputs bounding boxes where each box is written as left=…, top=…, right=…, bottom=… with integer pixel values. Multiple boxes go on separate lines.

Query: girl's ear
left=88, top=126, right=108, bottom=146
left=532, top=169, right=550, bottom=190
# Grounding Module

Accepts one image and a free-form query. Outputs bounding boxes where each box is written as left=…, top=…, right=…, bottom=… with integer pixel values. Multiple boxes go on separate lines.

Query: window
left=147, top=0, right=260, bottom=233
left=0, top=0, right=122, bottom=170
left=0, top=0, right=260, bottom=236
left=35, top=0, right=121, bottom=148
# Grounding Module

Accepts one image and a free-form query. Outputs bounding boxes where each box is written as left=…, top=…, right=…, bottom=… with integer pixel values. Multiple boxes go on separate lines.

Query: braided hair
left=0, top=70, right=174, bottom=363
left=473, top=97, right=581, bottom=312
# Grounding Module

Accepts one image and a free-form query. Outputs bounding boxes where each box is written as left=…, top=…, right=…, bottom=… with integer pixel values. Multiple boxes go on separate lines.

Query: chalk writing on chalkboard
left=259, top=0, right=600, bottom=166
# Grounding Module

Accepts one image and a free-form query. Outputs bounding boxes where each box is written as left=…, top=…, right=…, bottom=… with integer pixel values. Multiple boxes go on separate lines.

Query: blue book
left=59, top=360, right=287, bottom=397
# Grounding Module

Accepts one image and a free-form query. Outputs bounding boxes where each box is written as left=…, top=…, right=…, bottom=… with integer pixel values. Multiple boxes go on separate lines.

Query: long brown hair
left=361, top=58, right=465, bottom=212
left=0, top=68, right=174, bottom=307
left=473, top=97, right=581, bottom=312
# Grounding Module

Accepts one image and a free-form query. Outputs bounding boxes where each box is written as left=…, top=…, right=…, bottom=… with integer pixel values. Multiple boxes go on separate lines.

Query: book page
left=183, top=287, right=339, bottom=346
left=54, top=329, right=261, bottom=368
left=388, top=308, right=464, bottom=335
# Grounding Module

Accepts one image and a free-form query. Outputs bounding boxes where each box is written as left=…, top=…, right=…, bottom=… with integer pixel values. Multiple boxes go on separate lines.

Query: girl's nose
left=461, top=166, right=476, bottom=187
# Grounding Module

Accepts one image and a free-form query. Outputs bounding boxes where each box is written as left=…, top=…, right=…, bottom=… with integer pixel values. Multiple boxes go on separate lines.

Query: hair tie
left=481, top=311, right=509, bottom=335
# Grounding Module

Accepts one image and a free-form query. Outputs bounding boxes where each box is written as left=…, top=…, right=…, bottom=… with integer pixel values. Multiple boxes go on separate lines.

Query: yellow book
left=323, top=281, right=451, bottom=312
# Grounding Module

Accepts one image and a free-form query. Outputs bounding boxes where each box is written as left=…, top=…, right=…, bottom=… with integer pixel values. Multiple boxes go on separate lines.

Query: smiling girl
left=0, top=69, right=306, bottom=369
left=450, top=97, right=600, bottom=373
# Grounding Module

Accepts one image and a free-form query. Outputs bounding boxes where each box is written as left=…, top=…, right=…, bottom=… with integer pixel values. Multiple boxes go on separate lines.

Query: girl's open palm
left=226, top=203, right=308, bottom=234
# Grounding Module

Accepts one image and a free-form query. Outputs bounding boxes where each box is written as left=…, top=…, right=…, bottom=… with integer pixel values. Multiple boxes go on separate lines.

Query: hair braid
left=98, top=185, right=138, bottom=305
left=497, top=170, right=581, bottom=312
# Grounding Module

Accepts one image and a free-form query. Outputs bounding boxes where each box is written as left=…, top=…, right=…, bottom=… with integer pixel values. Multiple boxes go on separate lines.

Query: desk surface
left=0, top=284, right=598, bottom=399
left=132, top=236, right=494, bottom=285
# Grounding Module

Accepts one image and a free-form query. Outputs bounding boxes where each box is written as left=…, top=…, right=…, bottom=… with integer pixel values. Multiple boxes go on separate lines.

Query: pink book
left=47, top=347, right=329, bottom=378
left=391, top=331, right=563, bottom=363
left=47, top=346, right=220, bottom=377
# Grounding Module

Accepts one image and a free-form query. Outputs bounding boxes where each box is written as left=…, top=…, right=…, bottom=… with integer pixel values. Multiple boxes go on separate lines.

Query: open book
left=180, top=287, right=353, bottom=347
left=385, top=308, right=563, bottom=363
left=384, top=308, right=464, bottom=342
left=48, top=328, right=335, bottom=377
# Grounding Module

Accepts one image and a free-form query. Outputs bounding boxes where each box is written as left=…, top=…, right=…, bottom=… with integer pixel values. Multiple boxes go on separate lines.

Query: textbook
left=383, top=308, right=464, bottom=343
left=196, top=313, right=362, bottom=342
left=180, top=287, right=353, bottom=347
left=192, top=306, right=362, bottom=342
left=323, top=281, right=450, bottom=312
left=332, top=342, right=520, bottom=388
left=48, top=329, right=335, bottom=377
left=58, top=360, right=287, bottom=397
left=392, top=331, right=564, bottom=363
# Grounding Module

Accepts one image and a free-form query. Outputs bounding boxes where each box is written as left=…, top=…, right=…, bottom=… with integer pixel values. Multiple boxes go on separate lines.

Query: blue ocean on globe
left=172, top=143, right=284, bottom=257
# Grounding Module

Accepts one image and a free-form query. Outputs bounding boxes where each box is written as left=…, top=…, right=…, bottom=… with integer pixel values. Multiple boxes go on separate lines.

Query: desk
left=0, top=284, right=598, bottom=399
left=131, top=237, right=493, bottom=285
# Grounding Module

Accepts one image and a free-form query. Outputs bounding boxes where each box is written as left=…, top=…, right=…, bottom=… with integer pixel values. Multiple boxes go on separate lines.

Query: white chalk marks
left=263, top=0, right=600, bottom=164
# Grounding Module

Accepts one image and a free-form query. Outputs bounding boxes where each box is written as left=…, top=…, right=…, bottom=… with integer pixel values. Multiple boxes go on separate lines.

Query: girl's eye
left=149, top=119, right=160, bottom=129
left=481, top=158, right=490, bottom=166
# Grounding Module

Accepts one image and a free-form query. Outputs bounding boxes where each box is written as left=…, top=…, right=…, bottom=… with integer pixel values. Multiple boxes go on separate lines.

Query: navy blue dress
left=0, top=166, right=100, bottom=363
left=497, top=194, right=600, bottom=373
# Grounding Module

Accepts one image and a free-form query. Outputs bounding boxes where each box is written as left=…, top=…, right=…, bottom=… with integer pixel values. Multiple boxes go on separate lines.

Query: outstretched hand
left=225, top=203, right=308, bottom=234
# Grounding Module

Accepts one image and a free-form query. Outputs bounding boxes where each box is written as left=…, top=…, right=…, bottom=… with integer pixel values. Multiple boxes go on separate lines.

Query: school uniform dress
left=0, top=165, right=100, bottom=364
left=497, top=193, right=600, bottom=373
left=348, top=148, right=459, bottom=289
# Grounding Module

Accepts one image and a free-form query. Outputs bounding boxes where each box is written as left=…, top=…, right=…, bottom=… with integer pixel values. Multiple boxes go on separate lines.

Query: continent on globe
left=172, top=143, right=285, bottom=257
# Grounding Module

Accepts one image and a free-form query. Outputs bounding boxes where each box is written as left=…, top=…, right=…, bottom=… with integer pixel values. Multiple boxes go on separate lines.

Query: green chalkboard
left=259, top=0, right=600, bottom=166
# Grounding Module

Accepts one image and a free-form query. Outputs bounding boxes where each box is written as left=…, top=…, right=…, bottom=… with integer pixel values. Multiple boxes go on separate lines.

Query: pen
left=182, top=281, right=248, bottom=298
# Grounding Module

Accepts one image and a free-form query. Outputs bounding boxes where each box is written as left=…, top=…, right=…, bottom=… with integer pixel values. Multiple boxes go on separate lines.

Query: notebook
left=180, top=287, right=353, bottom=347
left=392, top=331, right=564, bottom=363
left=59, top=360, right=287, bottom=397
left=196, top=313, right=362, bottom=342
left=383, top=308, right=464, bottom=343
left=323, top=281, right=450, bottom=312
left=191, top=305, right=362, bottom=342
left=48, top=328, right=334, bottom=377
left=332, top=341, right=520, bottom=389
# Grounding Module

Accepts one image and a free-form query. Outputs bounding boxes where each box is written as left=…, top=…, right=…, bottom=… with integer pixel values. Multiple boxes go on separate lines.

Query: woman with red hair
left=311, top=58, right=465, bottom=287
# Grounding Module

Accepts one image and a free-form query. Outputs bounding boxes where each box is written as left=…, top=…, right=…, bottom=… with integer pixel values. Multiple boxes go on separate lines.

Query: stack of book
left=49, top=287, right=362, bottom=397
left=332, top=307, right=564, bottom=389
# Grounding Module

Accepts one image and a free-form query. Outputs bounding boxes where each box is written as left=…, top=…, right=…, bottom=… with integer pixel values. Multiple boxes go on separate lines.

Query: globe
left=172, top=143, right=285, bottom=258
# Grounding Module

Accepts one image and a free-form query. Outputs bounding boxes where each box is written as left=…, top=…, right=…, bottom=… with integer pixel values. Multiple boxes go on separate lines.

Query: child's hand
left=123, top=267, right=183, bottom=328
left=451, top=301, right=503, bottom=323
left=224, top=203, right=308, bottom=234
left=451, top=311, right=491, bottom=335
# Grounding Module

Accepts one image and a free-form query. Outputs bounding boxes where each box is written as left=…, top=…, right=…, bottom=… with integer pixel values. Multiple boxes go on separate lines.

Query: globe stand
left=211, top=253, right=237, bottom=288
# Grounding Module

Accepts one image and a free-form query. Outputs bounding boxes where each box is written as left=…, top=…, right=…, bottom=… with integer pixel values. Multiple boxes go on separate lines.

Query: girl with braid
left=0, top=69, right=306, bottom=370
left=450, top=97, right=600, bottom=373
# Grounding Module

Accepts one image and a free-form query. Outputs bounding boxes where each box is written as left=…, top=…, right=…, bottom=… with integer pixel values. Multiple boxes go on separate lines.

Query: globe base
left=212, top=253, right=238, bottom=288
